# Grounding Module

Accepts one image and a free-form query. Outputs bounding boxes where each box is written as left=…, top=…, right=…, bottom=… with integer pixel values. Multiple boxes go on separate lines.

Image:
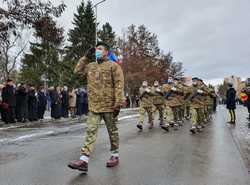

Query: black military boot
left=137, top=124, right=143, bottom=131
left=161, top=124, right=169, bottom=132
left=190, top=126, right=196, bottom=134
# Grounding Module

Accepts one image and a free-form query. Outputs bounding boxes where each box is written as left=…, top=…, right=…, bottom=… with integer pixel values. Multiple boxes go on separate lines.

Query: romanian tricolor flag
left=108, top=49, right=122, bottom=65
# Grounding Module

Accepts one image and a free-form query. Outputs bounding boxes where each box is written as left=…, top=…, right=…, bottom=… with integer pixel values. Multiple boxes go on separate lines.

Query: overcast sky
left=41, top=0, right=250, bottom=83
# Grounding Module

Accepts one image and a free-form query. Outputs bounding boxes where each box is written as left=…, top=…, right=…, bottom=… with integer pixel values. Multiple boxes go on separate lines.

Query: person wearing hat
left=137, top=80, right=154, bottom=130
left=226, top=83, right=236, bottom=124
left=68, top=42, right=125, bottom=173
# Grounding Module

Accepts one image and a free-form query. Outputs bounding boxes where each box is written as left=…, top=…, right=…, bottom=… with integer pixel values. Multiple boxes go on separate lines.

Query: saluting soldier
left=68, top=42, right=125, bottom=173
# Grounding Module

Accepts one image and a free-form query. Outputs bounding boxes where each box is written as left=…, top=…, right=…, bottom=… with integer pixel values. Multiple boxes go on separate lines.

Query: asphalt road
left=0, top=107, right=249, bottom=185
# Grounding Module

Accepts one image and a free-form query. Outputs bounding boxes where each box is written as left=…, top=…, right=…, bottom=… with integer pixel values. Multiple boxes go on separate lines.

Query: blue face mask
left=95, top=50, right=103, bottom=60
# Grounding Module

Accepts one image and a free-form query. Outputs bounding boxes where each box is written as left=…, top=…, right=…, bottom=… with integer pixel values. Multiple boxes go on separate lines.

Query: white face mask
left=142, top=82, right=148, bottom=87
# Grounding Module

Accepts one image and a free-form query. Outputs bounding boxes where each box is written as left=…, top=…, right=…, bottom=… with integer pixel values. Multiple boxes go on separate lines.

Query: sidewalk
left=0, top=108, right=139, bottom=145
left=0, top=107, right=139, bottom=130
left=226, top=105, right=250, bottom=172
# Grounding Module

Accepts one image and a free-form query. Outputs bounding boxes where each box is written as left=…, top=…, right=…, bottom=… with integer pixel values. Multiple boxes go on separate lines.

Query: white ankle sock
left=111, top=153, right=119, bottom=157
left=80, top=155, right=89, bottom=163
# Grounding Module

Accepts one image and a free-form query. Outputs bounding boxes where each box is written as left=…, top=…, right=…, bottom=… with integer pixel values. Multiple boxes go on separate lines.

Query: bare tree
left=0, top=31, right=29, bottom=80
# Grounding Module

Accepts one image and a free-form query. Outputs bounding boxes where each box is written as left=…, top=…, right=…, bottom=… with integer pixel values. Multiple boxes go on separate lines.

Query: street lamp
left=94, top=0, right=106, bottom=45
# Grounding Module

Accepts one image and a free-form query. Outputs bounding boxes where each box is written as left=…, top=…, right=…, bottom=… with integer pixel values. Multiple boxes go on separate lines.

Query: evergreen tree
left=66, top=0, right=96, bottom=60
left=98, top=22, right=116, bottom=47
left=62, top=0, right=96, bottom=87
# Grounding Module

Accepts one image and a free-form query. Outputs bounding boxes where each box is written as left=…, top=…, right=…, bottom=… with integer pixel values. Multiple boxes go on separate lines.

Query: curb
left=0, top=114, right=139, bottom=146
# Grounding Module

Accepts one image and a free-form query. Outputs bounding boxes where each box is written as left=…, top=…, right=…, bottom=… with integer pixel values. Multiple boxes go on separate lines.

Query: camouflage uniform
left=183, top=85, right=193, bottom=120
left=188, top=85, right=205, bottom=130
left=207, top=87, right=216, bottom=121
left=175, top=82, right=186, bottom=123
left=162, top=83, right=183, bottom=128
left=74, top=57, right=125, bottom=156
left=200, top=84, right=210, bottom=123
left=138, top=86, right=154, bottom=127
left=151, top=85, right=166, bottom=124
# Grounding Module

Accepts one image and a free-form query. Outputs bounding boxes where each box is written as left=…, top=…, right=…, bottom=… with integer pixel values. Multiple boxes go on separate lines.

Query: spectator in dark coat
left=16, top=84, right=28, bottom=122
left=1, top=79, right=16, bottom=124
left=37, top=87, right=47, bottom=120
left=82, top=88, right=88, bottom=115
left=76, top=88, right=84, bottom=116
left=49, top=87, right=61, bottom=119
left=28, top=86, right=38, bottom=122
left=126, top=96, right=130, bottom=108
left=61, top=86, right=69, bottom=118
left=226, top=83, right=236, bottom=124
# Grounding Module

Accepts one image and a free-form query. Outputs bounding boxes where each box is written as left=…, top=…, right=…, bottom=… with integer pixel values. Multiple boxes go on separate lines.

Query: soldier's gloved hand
left=113, top=105, right=121, bottom=118
left=171, top=87, right=177, bottom=91
left=146, top=88, right=150, bottom=93
left=156, top=88, right=161, bottom=92
left=197, top=89, right=204, bottom=94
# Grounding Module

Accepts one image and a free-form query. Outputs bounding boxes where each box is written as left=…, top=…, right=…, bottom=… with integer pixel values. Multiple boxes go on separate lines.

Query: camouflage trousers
left=178, top=105, right=185, bottom=121
left=184, top=103, right=191, bottom=119
left=153, top=104, right=165, bottom=122
left=164, top=105, right=185, bottom=126
left=139, top=106, right=153, bottom=124
left=81, top=112, right=119, bottom=156
left=165, top=106, right=175, bottom=123
left=203, top=105, right=209, bottom=121
left=190, top=107, right=204, bottom=126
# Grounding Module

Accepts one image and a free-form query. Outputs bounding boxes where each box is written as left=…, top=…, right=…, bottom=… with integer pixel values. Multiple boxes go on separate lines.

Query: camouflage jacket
left=162, top=83, right=183, bottom=107
left=187, top=85, right=205, bottom=108
left=139, top=87, right=154, bottom=108
left=151, top=86, right=165, bottom=105
left=74, top=57, right=125, bottom=113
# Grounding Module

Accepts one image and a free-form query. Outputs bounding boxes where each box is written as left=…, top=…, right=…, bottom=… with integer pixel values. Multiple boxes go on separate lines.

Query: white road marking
left=0, top=114, right=139, bottom=144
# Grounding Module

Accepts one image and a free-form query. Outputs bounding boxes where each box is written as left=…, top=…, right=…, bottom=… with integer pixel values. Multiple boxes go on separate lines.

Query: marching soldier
left=199, top=80, right=210, bottom=124
left=207, top=86, right=216, bottom=121
left=137, top=81, right=154, bottom=130
left=175, top=78, right=186, bottom=125
left=68, top=42, right=125, bottom=173
left=161, top=77, right=182, bottom=131
left=182, top=81, right=193, bottom=120
left=151, top=80, right=166, bottom=126
left=188, top=77, right=206, bottom=134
